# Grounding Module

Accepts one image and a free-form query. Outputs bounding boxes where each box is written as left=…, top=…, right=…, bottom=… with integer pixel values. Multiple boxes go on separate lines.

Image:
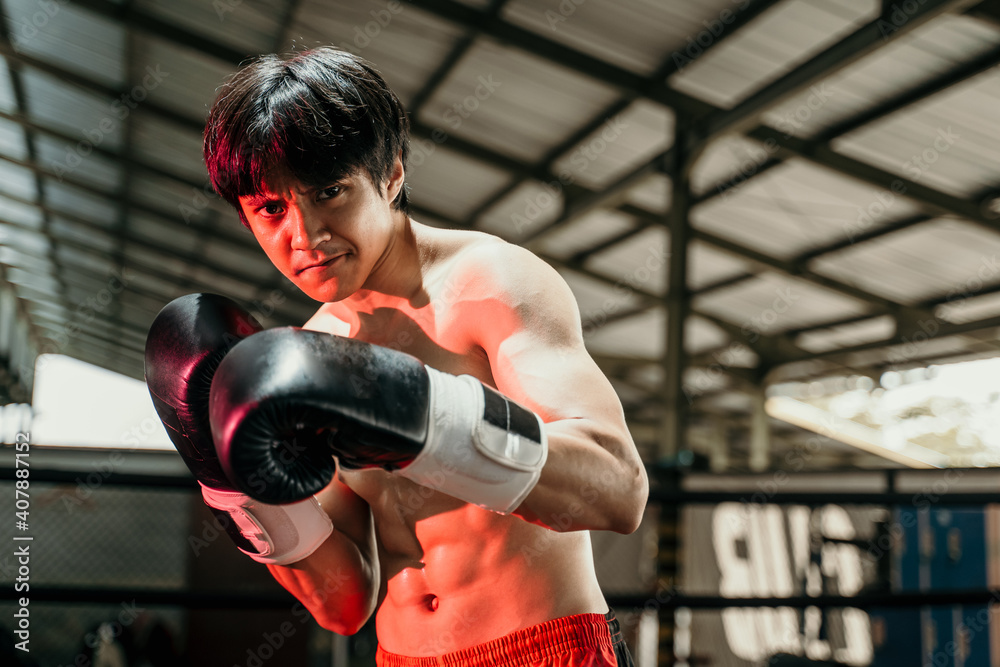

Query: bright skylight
left=27, top=353, right=173, bottom=450
left=768, top=356, right=1000, bottom=468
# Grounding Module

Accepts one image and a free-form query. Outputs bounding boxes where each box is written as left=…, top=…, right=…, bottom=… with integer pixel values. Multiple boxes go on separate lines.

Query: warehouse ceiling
left=2, top=0, right=1000, bottom=465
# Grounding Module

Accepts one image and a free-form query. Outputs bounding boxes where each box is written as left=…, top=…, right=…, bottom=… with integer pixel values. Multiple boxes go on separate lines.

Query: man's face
left=238, top=161, right=404, bottom=302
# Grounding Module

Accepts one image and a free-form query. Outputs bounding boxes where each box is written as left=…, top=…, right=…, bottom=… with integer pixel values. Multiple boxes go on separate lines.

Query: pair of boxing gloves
left=144, top=293, right=547, bottom=566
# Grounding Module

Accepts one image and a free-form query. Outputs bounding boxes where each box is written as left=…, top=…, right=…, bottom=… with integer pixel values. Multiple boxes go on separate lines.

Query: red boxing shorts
left=376, top=610, right=634, bottom=667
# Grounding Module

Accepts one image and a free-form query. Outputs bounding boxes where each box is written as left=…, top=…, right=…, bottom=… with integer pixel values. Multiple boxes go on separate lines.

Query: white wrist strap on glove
left=397, top=367, right=548, bottom=514
left=200, top=483, right=334, bottom=565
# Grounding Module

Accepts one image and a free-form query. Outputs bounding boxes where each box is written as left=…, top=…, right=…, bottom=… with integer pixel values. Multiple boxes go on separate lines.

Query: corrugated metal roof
left=135, top=0, right=287, bottom=54
left=558, top=268, right=645, bottom=323
left=503, top=0, right=743, bottom=76
left=834, top=67, right=1000, bottom=198
left=0, top=56, right=16, bottom=111
left=589, top=313, right=734, bottom=362
left=33, top=134, right=123, bottom=194
left=291, top=0, right=467, bottom=106
left=936, top=289, right=1000, bottom=324
left=694, top=270, right=872, bottom=334
left=760, top=15, right=1000, bottom=139
left=584, top=225, right=668, bottom=295
left=0, top=221, right=48, bottom=255
left=551, top=99, right=673, bottom=190
left=692, top=158, right=924, bottom=259
left=21, top=68, right=124, bottom=149
left=422, top=38, right=622, bottom=163
left=585, top=307, right=665, bottom=358
left=130, top=112, right=205, bottom=182
left=56, top=243, right=117, bottom=275
left=6, top=0, right=126, bottom=87
left=536, top=209, right=638, bottom=260
left=795, top=314, right=896, bottom=353
left=0, top=116, right=28, bottom=159
left=625, top=173, right=671, bottom=213
left=689, top=240, right=755, bottom=291
left=690, top=135, right=773, bottom=197
left=0, top=161, right=38, bottom=201
left=406, top=142, right=515, bottom=219
left=44, top=181, right=119, bottom=225
left=476, top=179, right=563, bottom=241
left=809, top=218, right=1000, bottom=305
left=128, top=212, right=203, bottom=256
left=50, top=217, right=117, bottom=253
left=669, top=0, right=880, bottom=108
left=140, top=36, right=236, bottom=119
left=0, top=191, right=41, bottom=226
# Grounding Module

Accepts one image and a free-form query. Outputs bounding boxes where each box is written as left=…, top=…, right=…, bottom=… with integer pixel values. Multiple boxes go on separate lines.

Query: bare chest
left=310, top=286, right=493, bottom=382
left=306, top=296, right=499, bottom=557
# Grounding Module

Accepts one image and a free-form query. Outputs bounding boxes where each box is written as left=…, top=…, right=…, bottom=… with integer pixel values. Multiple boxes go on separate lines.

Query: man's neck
left=340, top=214, right=429, bottom=314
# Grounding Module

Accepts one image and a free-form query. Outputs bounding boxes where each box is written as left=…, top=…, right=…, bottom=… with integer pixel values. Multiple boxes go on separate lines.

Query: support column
left=709, top=417, right=730, bottom=472
left=658, top=112, right=697, bottom=667
left=749, top=386, right=771, bottom=472
left=660, top=115, right=694, bottom=463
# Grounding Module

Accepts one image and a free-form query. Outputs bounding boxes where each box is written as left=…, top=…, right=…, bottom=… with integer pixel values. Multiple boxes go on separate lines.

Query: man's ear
left=385, top=152, right=405, bottom=202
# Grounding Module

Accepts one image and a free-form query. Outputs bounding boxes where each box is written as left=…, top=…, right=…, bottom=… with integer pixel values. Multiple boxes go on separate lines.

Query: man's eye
left=260, top=203, right=283, bottom=216
left=318, top=186, right=342, bottom=201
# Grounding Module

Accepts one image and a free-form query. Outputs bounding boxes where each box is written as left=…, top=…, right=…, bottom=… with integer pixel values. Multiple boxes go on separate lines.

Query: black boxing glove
left=145, top=294, right=333, bottom=564
left=209, top=327, right=548, bottom=513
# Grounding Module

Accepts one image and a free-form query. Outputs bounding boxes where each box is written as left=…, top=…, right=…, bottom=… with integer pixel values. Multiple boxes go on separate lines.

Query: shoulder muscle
left=451, top=240, right=583, bottom=354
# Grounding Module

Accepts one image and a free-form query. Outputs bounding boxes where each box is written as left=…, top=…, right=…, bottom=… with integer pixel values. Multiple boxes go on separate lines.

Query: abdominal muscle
left=341, top=469, right=609, bottom=657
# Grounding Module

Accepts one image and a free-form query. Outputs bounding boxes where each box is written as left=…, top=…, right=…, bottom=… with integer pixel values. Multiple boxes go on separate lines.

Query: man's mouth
left=298, top=253, right=348, bottom=275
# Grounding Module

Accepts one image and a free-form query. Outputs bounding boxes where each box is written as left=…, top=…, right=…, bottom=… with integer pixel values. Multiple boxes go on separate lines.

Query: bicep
left=491, top=328, right=628, bottom=431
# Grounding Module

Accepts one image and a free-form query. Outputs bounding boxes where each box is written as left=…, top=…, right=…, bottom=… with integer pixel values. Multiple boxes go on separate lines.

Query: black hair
left=204, top=47, right=410, bottom=228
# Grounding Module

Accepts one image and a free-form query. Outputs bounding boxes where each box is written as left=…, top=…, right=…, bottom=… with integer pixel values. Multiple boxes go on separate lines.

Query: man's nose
left=289, top=206, right=328, bottom=250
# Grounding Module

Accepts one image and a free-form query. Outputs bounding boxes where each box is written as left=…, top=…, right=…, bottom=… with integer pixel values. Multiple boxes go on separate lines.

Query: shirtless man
left=145, top=48, right=647, bottom=666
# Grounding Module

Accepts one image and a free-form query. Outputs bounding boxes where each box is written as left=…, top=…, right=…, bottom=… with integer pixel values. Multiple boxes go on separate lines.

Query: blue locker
left=886, top=506, right=996, bottom=667
left=931, top=508, right=987, bottom=590
left=962, top=604, right=992, bottom=667
left=869, top=607, right=922, bottom=667
left=894, top=506, right=922, bottom=592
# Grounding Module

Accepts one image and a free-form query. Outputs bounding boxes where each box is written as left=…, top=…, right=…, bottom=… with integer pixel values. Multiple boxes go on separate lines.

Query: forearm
left=267, top=527, right=378, bottom=635
left=514, top=418, right=648, bottom=534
